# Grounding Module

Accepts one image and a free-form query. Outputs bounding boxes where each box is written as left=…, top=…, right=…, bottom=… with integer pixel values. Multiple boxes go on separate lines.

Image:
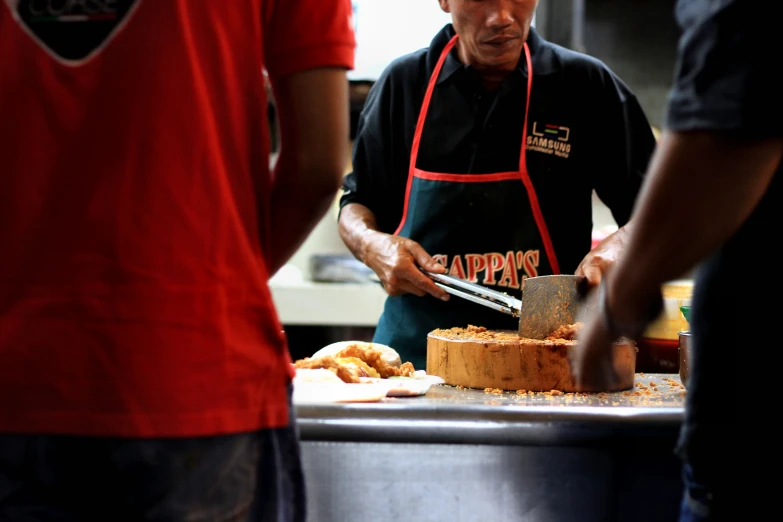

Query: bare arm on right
left=338, top=202, right=449, bottom=300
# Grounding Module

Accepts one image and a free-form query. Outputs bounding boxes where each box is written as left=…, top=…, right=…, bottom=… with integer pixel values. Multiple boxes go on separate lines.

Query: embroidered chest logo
left=526, top=122, right=571, bottom=159
left=5, top=0, right=142, bottom=65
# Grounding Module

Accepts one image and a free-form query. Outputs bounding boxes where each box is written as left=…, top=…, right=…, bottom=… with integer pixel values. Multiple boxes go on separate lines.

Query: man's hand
left=575, top=225, right=630, bottom=288
left=569, top=288, right=623, bottom=392
left=337, top=202, right=449, bottom=300
left=571, top=274, right=663, bottom=391
left=361, top=231, right=450, bottom=300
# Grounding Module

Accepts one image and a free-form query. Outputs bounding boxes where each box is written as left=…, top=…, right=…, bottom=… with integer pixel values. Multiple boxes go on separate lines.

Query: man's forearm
left=609, top=130, right=782, bottom=310
left=338, top=202, right=381, bottom=264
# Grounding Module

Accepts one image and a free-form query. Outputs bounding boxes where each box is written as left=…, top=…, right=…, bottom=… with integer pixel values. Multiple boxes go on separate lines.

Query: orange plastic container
left=637, top=280, right=693, bottom=373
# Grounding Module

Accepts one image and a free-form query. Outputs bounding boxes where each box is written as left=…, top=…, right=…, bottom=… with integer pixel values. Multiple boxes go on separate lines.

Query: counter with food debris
left=298, top=373, right=686, bottom=522
left=296, top=372, right=684, bottom=444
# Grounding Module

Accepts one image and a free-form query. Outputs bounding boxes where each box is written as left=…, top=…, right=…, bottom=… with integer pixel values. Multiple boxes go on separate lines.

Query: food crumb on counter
left=441, top=374, right=685, bottom=407
left=662, top=377, right=685, bottom=389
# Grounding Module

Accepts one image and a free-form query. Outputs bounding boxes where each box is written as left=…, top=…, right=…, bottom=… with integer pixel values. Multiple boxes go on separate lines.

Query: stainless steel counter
left=298, top=374, right=687, bottom=522
left=297, top=373, right=685, bottom=445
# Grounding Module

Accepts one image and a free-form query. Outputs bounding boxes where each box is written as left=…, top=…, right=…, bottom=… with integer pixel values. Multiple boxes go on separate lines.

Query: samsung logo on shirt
left=527, top=122, right=572, bottom=159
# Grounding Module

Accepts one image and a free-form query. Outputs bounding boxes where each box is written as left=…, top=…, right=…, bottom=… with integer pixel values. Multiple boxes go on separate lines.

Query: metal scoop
left=424, top=272, right=589, bottom=339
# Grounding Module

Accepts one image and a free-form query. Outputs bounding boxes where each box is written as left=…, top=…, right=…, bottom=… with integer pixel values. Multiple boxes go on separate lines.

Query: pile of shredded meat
left=545, top=321, right=584, bottom=341
left=433, top=323, right=584, bottom=342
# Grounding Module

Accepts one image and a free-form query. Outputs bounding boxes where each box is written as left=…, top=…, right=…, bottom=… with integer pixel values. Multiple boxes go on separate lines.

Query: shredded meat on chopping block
left=546, top=322, right=584, bottom=341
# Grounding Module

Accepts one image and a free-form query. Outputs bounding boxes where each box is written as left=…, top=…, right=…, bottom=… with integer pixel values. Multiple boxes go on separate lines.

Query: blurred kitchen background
left=271, top=0, right=683, bottom=362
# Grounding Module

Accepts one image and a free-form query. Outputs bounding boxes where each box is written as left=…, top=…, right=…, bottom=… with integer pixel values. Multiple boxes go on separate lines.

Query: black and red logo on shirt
left=5, top=0, right=141, bottom=64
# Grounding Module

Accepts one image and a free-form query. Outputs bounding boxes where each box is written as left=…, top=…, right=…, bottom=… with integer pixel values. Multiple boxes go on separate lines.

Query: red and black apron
left=372, top=35, right=560, bottom=370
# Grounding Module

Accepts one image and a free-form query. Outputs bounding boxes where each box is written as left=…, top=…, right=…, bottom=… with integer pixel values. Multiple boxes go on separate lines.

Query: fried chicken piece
left=399, top=361, right=415, bottom=377
left=335, top=357, right=381, bottom=378
left=546, top=322, right=584, bottom=341
left=336, top=344, right=415, bottom=378
left=293, top=355, right=361, bottom=383
left=297, top=344, right=418, bottom=381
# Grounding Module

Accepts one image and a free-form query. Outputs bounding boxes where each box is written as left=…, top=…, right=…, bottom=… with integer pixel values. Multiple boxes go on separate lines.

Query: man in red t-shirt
left=0, top=0, right=354, bottom=520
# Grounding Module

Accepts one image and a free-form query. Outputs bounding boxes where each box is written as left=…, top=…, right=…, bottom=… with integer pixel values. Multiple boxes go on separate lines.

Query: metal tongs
left=424, top=271, right=522, bottom=317
left=424, top=270, right=589, bottom=339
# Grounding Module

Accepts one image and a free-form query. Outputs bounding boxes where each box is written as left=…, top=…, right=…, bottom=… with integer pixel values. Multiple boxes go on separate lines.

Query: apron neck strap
left=408, top=34, right=460, bottom=176
left=519, top=43, right=533, bottom=173
left=409, top=35, right=534, bottom=175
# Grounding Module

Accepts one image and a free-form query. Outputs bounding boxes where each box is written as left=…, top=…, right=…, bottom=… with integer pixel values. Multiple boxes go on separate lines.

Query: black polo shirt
left=340, top=24, right=656, bottom=274
left=666, top=0, right=782, bottom=490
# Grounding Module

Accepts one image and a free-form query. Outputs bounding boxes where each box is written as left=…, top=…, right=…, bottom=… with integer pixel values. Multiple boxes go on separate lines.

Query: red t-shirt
left=0, top=0, right=355, bottom=437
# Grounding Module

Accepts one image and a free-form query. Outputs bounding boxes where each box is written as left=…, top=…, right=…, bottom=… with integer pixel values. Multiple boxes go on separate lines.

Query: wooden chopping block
left=426, top=327, right=637, bottom=392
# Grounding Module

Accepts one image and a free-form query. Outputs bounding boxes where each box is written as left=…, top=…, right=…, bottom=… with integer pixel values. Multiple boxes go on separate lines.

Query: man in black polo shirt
left=338, top=0, right=656, bottom=369
left=570, top=0, right=781, bottom=519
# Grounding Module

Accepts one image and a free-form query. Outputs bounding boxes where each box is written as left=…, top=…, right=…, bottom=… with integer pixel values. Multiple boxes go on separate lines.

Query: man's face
left=439, top=0, right=538, bottom=73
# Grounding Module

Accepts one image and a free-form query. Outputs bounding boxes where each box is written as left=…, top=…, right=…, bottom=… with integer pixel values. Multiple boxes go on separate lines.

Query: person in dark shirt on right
left=570, top=1, right=782, bottom=520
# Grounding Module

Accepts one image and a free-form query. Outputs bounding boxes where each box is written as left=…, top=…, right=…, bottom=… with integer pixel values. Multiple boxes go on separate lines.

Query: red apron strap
left=394, top=36, right=561, bottom=276
left=394, top=35, right=459, bottom=236
left=518, top=43, right=560, bottom=274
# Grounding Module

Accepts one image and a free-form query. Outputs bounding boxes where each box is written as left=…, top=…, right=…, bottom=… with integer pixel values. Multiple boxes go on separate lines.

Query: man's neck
left=479, top=73, right=507, bottom=93
left=456, top=42, right=520, bottom=93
